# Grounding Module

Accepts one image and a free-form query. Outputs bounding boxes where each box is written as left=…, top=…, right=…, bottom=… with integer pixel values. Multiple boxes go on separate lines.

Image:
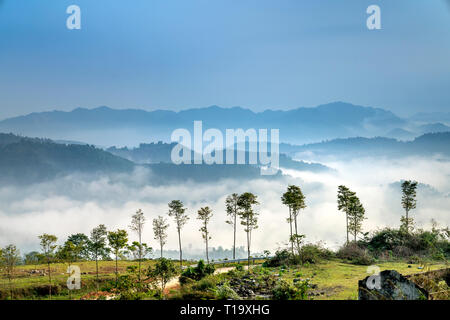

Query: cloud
left=0, top=157, right=449, bottom=256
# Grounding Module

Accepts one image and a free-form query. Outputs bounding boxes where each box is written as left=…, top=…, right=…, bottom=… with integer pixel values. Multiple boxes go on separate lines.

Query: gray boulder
left=358, top=270, right=428, bottom=300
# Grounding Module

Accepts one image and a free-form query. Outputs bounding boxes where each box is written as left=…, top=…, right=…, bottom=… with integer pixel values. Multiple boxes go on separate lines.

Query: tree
left=197, top=206, right=213, bottom=263
left=38, top=233, right=58, bottom=299
left=107, top=229, right=129, bottom=285
left=281, top=188, right=294, bottom=254
left=127, top=241, right=153, bottom=261
left=282, top=185, right=306, bottom=253
left=129, top=209, right=146, bottom=283
left=24, top=251, right=41, bottom=269
left=168, top=200, right=189, bottom=267
left=401, top=180, right=418, bottom=233
left=56, top=240, right=81, bottom=299
left=1, top=245, right=20, bottom=300
left=337, top=185, right=355, bottom=244
left=147, top=258, right=177, bottom=298
left=67, top=233, right=90, bottom=260
left=57, top=241, right=81, bottom=267
left=237, top=192, right=259, bottom=268
left=225, top=193, right=239, bottom=260
left=89, top=224, right=109, bottom=290
left=153, top=216, right=169, bottom=258
left=347, top=195, right=366, bottom=242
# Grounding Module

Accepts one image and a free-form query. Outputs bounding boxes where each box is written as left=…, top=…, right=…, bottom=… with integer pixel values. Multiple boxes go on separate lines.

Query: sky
left=0, top=0, right=450, bottom=119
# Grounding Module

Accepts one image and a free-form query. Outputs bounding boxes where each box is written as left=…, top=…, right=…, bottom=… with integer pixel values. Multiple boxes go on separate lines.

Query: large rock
left=358, top=270, right=428, bottom=300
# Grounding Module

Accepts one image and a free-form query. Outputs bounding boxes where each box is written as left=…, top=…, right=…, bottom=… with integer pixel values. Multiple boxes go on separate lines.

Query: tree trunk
left=346, top=213, right=349, bottom=244
left=95, top=256, right=99, bottom=292
left=160, top=242, right=163, bottom=258
left=48, top=261, right=52, bottom=300
left=289, top=207, right=293, bottom=254
left=178, top=228, right=183, bottom=267
left=247, top=216, right=250, bottom=269
left=233, top=210, right=237, bottom=260
left=115, top=253, right=118, bottom=286
left=206, top=229, right=209, bottom=263
left=8, top=276, right=12, bottom=300
left=294, top=212, right=300, bottom=253
left=68, top=262, right=72, bottom=300
left=406, top=209, right=409, bottom=233
left=138, top=232, right=142, bottom=284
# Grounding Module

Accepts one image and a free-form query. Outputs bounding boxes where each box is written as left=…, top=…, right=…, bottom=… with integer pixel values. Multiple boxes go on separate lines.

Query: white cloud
left=0, top=157, right=449, bottom=255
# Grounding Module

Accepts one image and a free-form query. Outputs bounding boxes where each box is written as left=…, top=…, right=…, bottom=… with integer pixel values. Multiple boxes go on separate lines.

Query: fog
left=0, top=157, right=449, bottom=257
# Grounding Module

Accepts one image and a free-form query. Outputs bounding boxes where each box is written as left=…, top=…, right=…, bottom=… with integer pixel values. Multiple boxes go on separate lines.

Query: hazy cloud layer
left=0, top=157, right=449, bottom=255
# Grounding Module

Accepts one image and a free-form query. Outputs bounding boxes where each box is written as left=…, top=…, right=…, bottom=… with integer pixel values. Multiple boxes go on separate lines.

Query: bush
left=337, top=243, right=375, bottom=265
left=272, top=279, right=310, bottom=300
left=364, top=227, right=450, bottom=260
left=216, top=284, right=240, bottom=300
left=264, top=249, right=292, bottom=267
left=299, top=243, right=334, bottom=264
left=174, top=276, right=219, bottom=300
left=180, top=260, right=215, bottom=284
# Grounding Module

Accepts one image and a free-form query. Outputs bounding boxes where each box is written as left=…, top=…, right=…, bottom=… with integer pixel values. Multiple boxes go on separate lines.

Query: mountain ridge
left=0, top=102, right=408, bottom=146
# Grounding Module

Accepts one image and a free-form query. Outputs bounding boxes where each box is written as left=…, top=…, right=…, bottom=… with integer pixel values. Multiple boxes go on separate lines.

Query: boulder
left=358, top=270, right=428, bottom=300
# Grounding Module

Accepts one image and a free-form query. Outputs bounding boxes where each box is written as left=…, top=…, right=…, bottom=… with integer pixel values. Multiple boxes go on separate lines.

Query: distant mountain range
left=106, top=142, right=330, bottom=173
left=1, top=102, right=442, bottom=146
left=281, top=132, right=450, bottom=160
left=1, top=133, right=330, bottom=185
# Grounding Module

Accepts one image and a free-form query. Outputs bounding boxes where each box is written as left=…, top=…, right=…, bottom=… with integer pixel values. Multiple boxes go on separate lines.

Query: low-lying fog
left=0, top=156, right=449, bottom=256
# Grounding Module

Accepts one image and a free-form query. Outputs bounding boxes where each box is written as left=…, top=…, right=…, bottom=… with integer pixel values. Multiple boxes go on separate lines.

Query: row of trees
left=1, top=180, right=419, bottom=299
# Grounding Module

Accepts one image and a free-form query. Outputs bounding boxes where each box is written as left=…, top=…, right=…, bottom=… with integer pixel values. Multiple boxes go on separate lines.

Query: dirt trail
left=165, top=265, right=250, bottom=291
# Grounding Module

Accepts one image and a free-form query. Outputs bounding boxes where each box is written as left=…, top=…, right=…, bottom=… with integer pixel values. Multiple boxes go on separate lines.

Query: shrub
left=215, top=284, right=240, bottom=300
left=337, top=243, right=375, bottom=265
left=299, top=243, right=334, bottom=264
left=264, top=249, right=292, bottom=267
left=180, top=260, right=215, bottom=284
left=272, top=279, right=310, bottom=300
left=365, top=227, right=449, bottom=260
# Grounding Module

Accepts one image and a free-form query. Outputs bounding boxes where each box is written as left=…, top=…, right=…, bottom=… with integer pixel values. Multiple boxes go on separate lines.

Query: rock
left=358, top=270, right=428, bottom=300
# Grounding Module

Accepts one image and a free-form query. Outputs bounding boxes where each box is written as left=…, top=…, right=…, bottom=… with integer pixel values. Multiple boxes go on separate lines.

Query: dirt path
left=165, top=265, right=250, bottom=291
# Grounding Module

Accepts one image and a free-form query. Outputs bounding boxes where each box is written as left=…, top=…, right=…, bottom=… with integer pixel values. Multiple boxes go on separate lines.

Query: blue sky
left=0, top=0, right=449, bottom=119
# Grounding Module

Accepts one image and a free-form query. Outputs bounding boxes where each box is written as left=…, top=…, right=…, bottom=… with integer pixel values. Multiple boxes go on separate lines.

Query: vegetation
left=180, top=260, right=215, bottom=285
left=197, top=207, right=213, bottom=263
left=401, top=180, right=418, bottom=233
left=225, top=193, right=239, bottom=260
left=237, top=192, right=259, bottom=268
left=107, top=229, right=129, bottom=285
left=167, top=200, right=189, bottom=267
left=153, top=216, right=169, bottom=258
left=129, top=209, right=147, bottom=284
left=0, top=181, right=448, bottom=300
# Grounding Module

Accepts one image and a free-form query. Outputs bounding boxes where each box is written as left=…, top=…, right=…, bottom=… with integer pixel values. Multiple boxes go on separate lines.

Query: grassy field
left=0, top=260, right=178, bottom=300
left=275, top=259, right=448, bottom=300
left=0, top=259, right=447, bottom=300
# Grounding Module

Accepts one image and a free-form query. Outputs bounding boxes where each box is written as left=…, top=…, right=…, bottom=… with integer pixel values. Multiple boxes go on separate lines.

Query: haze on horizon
left=1, top=0, right=450, bottom=119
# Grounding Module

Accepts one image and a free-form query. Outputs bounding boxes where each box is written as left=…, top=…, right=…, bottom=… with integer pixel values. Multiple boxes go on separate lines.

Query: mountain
left=417, top=123, right=450, bottom=134
left=385, top=128, right=416, bottom=141
left=0, top=102, right=406, bottom=146
left=107, top=142, right=331, bottom=172
left=0, top=133, right=134, bottom=184
left=0, top=133, right=286, bottom=185
left=281, top=132, right=450, bottom=159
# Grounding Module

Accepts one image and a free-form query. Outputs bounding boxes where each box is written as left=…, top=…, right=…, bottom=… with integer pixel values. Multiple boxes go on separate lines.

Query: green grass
left=273, top=259, right=448, bottom=300
left=0, top=259, right=190, bottom=300
left=1, top=259, right=447, bottom=300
